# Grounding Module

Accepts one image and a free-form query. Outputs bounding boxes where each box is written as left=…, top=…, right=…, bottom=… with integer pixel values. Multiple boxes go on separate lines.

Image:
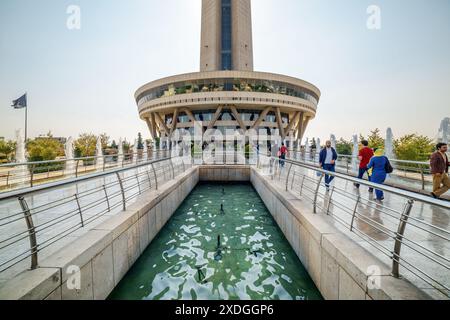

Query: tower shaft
left=200, top=0, right=253, bottom=71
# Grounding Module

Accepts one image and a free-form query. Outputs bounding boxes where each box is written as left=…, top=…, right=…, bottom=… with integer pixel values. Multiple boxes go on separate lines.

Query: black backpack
left=384, top=157, right=394, bottom=174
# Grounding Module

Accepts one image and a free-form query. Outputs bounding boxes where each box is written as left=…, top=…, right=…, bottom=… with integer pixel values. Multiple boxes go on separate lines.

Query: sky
left=0, top=0, right=449, bottom=144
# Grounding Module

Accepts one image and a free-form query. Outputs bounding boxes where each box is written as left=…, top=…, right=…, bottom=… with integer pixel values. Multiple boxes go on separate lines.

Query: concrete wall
left=199, top=165, right=250, bottom=182
left=250, top=168, right=432, bottom=300
left=0, top=167, right=199, bottom=300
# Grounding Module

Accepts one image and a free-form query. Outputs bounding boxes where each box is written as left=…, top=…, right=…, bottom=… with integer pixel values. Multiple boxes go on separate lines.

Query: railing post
left=169, top=159, right=175, bottom=179
left=116, top=172, right=126, bottom=211
left=299, top=175, right=305, bottom=197
left=419, top=164, right=425, bottom=191
left=392, top=199, right=414, bottom=278
left=326, top=186, right=335, bottom=215
left=75, top=160, right=80, bottom=178
left=313, top=174, right=324, bottom=214
left=30, top=164, right=35, bottom=188
left=350, top=195, right=361, bottom=231
left=136, top=170, right=142, bottom=194
left=151, top=163, right=158, bottom=190
left=6, top=170, right=10, bottom=187
left=285, top=163, right=293, bottom=191
left=290, top=171, right=296, bottom=190
left=145, top=169, right=152, bottom=189
left=74, top=194, right=84, bottom=227
left=102, top=185, right=111, bottom=212
left=18, top=197, right=38, bottom=270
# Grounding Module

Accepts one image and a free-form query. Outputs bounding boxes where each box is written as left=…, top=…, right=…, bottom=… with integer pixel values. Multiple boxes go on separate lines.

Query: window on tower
left=221, top=0, right=232, bottom=70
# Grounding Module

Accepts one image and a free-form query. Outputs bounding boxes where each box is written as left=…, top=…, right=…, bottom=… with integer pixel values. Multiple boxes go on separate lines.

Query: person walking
left=430, top=143, right=450, bottom=199
left=319, top=140, right=338, bottom=191
left=280, top=143, right=288, bottom=168
left=367, top=149, right=392, bottom=201
left=277, top=147, right=282, bottom=168
left=354, top=140, right=374, bottom=193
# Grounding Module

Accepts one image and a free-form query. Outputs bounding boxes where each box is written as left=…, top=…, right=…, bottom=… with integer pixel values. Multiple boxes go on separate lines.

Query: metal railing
left=290, top=151, right=434, bottom=192
left=0, top=156, right=190, bottom=276
left=0, top=150, right=171, bottom=193
left=259, top=155, right=450, bottom=298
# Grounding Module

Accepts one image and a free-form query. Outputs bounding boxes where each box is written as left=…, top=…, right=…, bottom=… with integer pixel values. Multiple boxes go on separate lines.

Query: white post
left=118, top=138, right=124, bottom=166
left=385, top=128, right=395, bottom=160
left=133, top=139, right=138, bottom=165
left=96, top=137, right=104, bottom=171
left=15, top=129, right=29, bottom=187
left=65, top=136, right=75, bottom=176
left=330, top=134, right=337, bottom=150
left=351, top=134, right=359, bottom=173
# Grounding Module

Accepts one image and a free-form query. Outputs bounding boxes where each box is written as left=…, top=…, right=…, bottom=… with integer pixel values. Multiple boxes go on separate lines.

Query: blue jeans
left=371, top=173, right=387, bottom=200
left=322, top=164, right=336, bottom=187
left=356, top=167, right=373, bottom=190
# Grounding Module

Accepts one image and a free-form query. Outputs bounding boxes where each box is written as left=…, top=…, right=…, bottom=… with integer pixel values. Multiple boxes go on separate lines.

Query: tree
left=99, top=133, right=110, bottom=151
left=367, top=128, right=384, bottom=150
left=27, top=137, right=64, bottom=162
left=336, top=138, right=352, bottom=155
left=74, top=133, right=97, bottom=157
left=394, top=134, right=435, bottom=161
left=123, top=140, right=131, bottom=154
left=137, top=132, right=144, bottom=150
left=0, top=140, right=16, bottom=162
left=110, top=140, right=118, bottom=150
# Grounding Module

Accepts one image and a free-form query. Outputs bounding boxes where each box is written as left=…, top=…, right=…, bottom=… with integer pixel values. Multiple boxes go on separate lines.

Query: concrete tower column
left=200, top=0, right=254, bottom=72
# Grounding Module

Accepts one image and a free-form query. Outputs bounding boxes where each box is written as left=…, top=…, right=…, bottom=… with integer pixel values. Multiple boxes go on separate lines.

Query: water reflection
left=109, top=183, right=322, bottom=300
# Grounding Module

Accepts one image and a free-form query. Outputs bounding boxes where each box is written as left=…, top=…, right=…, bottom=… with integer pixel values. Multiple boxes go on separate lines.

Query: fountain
left=304, top=137, right=309, bottom=160
left=133, top=139, right=139, bottom=164
left=351, top=135, right=359, bottom=172
left=438, top=117, right=450, bottom=144
left=15, top=129, right=29, bottom=187
left=95, top=137, right=104, bottom=171
left=385, top=128, right=395, bottom=160
left=64, top=137, right=76, bottom=176
left=143, top=140, right=148, bottom=162
left=15, top=129, right=26, bottom=163
left=118, top=139, right=124, bottom=167
left=330, top=134, right=337, bottom=150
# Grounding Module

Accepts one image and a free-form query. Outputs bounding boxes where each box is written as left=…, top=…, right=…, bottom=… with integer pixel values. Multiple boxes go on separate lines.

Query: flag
left=12, top=93, right=27, bottom=109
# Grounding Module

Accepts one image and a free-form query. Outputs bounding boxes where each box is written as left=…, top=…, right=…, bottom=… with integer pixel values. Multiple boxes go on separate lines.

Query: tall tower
left=136, top=0, right=320, bottom=149
left=200, top=0, right=254, bottom=71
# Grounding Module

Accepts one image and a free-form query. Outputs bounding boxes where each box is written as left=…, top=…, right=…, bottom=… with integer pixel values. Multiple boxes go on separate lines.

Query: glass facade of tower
left=221, top=0, right=232, bottom=70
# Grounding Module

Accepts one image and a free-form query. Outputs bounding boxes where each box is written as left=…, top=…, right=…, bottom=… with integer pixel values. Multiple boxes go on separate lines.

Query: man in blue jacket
left=319, top=140, right=338, bottom=191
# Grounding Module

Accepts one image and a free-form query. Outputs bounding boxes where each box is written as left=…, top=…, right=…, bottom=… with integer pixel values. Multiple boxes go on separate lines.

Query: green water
left=108, top=183, right=322, bottom=300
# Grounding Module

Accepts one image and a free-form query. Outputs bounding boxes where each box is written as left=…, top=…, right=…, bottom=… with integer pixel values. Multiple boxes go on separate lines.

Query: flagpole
left=24, top=105, right=28, bottom=143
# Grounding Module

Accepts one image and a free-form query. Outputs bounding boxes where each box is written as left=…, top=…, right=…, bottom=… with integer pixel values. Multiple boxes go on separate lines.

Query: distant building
left=438, top=118, right=450, bottom=144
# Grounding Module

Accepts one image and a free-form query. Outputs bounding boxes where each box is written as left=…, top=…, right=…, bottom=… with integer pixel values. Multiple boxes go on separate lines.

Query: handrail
left=278, top=157, right=450, bottom=210
left=0, top=151, right=171, bottom=194
left=335, top=153, right=430, bottom=166
left=259, top=155, right=450, bottom=297
left=0, top=156, right=191, bottom=275
left=289, top=151, right=438, bottom=192
left=0, top=151, right=154, bottom=168
left=0, top=157, right=171, bottom=201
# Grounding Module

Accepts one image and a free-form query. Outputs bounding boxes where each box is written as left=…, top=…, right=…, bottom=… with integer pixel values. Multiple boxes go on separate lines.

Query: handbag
left=384, top=157, right=394, bottom=174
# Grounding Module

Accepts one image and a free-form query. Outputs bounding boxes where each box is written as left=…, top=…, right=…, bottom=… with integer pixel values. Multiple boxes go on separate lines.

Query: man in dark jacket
left=319, top=140, right=338, bottom=191
left=430, top=143, right=450, bottom=199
